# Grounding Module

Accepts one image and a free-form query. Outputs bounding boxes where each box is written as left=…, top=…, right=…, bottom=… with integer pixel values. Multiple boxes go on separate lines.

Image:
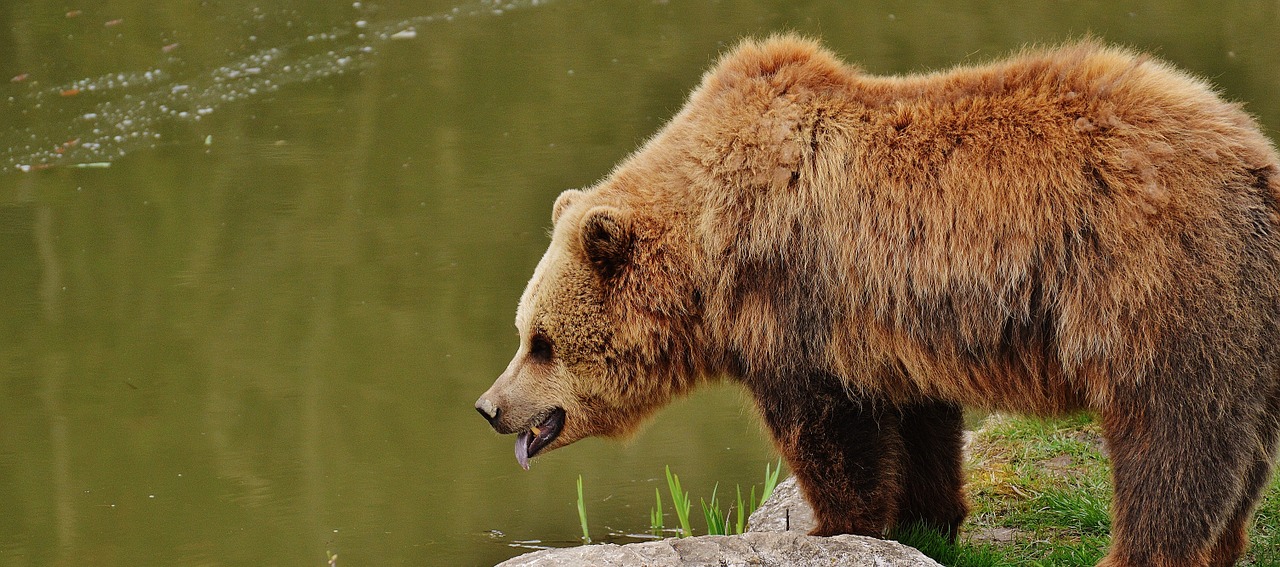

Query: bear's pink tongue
left=515, top=430, right=533, bottom=470
left=513, top=408, right=565, bottom=470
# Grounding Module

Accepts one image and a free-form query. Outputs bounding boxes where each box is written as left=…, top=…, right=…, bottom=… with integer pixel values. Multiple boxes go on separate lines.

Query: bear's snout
left=475, top=396, right=502, bottom=428
left=474, top=387, right=527, bottom=435
left=476, top=397, right=499, bottom=421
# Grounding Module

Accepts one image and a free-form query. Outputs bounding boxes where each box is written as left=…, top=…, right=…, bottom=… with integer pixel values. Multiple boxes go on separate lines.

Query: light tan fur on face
left=481, top=185, right=708, bottom=448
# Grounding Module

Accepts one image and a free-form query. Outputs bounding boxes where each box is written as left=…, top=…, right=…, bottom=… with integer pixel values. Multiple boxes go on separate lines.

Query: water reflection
left=0, top=1, right=1276, bottom=565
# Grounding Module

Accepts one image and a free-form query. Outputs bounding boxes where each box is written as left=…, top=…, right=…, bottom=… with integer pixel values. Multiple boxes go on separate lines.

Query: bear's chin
left=515, top=407, right=566, bottom=470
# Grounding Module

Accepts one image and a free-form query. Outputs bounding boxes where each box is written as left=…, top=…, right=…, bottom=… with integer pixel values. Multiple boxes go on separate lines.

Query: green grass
left=894, top=523, right=1004, bottom=567
left=1031, top=489, right=1110, bottom=536
left=650, top=487, right=665, bottom=536
left=571, top=415, right=1280, bottom=565
left=761, top=458, right=781, bottom=504
left=905, top=413, right=1280, bottom=566
left=576, top=474, right=590, bottom=543
left=574, top=460, right=784, bottom=541
left=1252, top=479, right=1280, bottom=567
left=735, top=485, right=749, bottom=535
left=665, top=465, right=694, bottom=537
left=656, top=460, right=780, bottom=537
left=700, top=484, right=729, bottom=535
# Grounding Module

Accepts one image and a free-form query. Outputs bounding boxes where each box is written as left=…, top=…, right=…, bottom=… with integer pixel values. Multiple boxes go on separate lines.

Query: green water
left=1, top=1, right=1276, bottom=565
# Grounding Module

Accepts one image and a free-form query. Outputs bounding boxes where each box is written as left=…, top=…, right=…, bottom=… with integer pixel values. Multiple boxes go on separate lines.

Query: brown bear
left=475, top=35, right=1280, bottom=567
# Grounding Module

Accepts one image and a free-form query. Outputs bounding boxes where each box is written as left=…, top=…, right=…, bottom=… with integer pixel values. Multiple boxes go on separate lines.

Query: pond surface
left=1, top=1, right=1277, bottom=565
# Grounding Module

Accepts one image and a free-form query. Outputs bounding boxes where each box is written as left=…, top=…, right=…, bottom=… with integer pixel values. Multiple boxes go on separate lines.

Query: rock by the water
left=495, top=474, right=944, bottom=566
left=495, top=531, right=942, bottom=566
left=746, top=476, right=815, bottom=533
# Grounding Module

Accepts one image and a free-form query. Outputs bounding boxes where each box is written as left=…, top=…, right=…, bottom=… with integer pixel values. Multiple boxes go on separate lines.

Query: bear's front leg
left=894, top=399, right=969, bottom=540
left=748, top=371, right=905, bottom=537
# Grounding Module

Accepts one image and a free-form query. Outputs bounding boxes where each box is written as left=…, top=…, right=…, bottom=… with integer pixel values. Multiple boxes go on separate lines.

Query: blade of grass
left=735, top=485, right=746, bottom=534
left=760, top=459, right=782, bottom=505
left=650, top=487, right=664, bottom=536
left=576, top=474, right=591, bottom=543
left=665, top=465, right=692, bottom=537
left=700, top=483, right=725, bottom=535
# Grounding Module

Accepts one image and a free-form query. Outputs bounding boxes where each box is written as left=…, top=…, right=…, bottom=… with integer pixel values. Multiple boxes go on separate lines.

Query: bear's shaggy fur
left=476, top=36, right=1280, bottom=567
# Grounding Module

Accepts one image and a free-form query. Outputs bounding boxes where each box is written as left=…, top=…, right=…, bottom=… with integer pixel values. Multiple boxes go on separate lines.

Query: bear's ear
left=580, top=206, right=633, bottom=280
left=552, top=189, right=583, bottom=226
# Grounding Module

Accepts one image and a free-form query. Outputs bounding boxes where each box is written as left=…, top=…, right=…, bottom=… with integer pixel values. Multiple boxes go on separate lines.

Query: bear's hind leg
left=1207, top=391, right=1280, bottom=567
left=893, top=399, right=969, bottom=540
left=1098, top=402, right=1259, bottom=567
left=750, top=373, right=905, bottom=537
left=1206, top=455, right=1270, bottom=567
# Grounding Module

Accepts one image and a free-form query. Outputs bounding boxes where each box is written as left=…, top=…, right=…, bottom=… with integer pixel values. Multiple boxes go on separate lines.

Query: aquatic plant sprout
left=665, top=465, right=694, bottom=538
left=2, top=0, right=555, bottom=173
left=650, top=487, right=664, bottom=536
left=761, top=459, right=781, bottom=504
left=576, top=474, right=590, bottom=543
left=576, top=460, right=785, bottom=541
left=699, top=483, right=729, bottom=536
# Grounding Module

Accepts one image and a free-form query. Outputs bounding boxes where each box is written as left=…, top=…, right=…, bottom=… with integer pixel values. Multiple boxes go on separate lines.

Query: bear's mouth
left=515, top=407, right=565, bottom=470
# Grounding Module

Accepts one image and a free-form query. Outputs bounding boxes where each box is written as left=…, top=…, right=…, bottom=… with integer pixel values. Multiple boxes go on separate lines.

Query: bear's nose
left=475, top=397, right=501, bottom=424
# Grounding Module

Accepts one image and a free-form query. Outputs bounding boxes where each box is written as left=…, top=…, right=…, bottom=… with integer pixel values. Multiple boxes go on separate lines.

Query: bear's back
left=670, top=38, right=1280, bottom=409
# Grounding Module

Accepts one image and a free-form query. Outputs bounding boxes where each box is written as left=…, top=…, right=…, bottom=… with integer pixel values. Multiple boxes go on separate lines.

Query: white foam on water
left=2, top=0, right=552, bottom=173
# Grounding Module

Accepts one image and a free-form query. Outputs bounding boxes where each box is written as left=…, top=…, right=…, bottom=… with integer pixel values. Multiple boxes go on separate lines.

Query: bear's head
left=474, top=34, right=850, bottom=469
left=475, top=185, right=705, bottom=469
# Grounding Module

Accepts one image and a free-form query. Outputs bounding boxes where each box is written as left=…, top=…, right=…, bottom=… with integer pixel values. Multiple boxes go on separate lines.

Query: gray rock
left=495, top=531, right=942, bottom=566
left=746, top=476, right=815, bottom=533
left=497, top=445, right=1004, bottom=567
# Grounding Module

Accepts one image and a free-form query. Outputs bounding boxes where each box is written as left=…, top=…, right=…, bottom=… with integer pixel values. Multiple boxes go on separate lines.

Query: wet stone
left=495, top=476, right=940, bottom=566
left=494, top=531, right=942, bottom=567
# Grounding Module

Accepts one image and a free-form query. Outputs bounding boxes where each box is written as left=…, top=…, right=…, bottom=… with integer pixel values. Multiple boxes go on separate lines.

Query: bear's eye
left=529, top=334, right=554, bottom=363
